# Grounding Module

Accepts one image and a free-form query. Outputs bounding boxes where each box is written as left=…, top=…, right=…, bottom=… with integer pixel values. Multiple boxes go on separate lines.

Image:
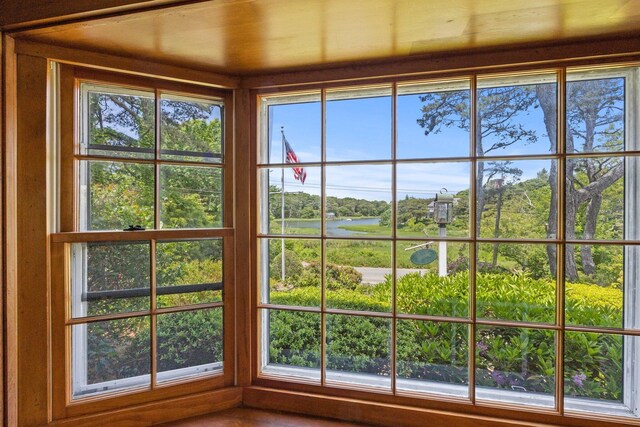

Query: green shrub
left=156, top=309, right=223, bottom=372
left=269, top=271, right=624, bottom=401
left=90, top=269, right=625, bottom=402
left=326, top=315, right=391, bottom=375
left=396, top=272, right=468, bottom=318
left=291, top=262, right=362, bottom=291
left=269, top=310, right=321, bottom=368
left=270, top=249, right=304, bottom=280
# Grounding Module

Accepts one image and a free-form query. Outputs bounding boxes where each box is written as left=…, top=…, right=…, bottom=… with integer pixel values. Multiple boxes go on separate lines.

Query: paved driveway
left=354, top=267, right=429, bottom=284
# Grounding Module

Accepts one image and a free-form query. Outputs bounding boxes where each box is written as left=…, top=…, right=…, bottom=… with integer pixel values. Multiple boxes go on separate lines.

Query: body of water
left=282, top=217, right=380, bottom=236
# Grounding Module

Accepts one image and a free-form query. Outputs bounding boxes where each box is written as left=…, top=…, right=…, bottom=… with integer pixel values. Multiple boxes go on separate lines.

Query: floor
left=160, top=407, right=368, bottom=426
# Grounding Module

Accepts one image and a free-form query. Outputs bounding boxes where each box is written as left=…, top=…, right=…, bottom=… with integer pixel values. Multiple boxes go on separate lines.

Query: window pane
left=80, top=160, right=154, bottom=231
left=259, top=166, right=321, bottom=235
left=156, top=239, right=223, bottom=308
left=564, top=332, right=629, bottom=415
left=565, top=244, right=625, bottom=329
left=326, top=87, right=392, bottom=161
left=566, top=72, right=626, bottom=154
left=396, top=241, right=469, bottom=318
left=71, top=241, right=150, bottom=318
left=326, top=314, right=391, bottom=390
left=476, top=74, right=557, bottom=157
left=325, top=164, right=391, bottom=237
left=160, top=94, right=223, bottom=163
left=157, top=308, right=223, bottom=382
left=159, top=165, right=222, bottom=228
left=263, top=93, right=321, bottom=164
left=476, top=326, right=555, bottom=408
left=566, top=156, right=624, bottom=241
left=476, top=243, right=555, bottom=324
left=396, top=162, right=470, bottom=238
left=261, top=238, right=321, bottom=307
left=262, top=309, right=321, bottom=381
left=397, top=80, right=470, bottom=159
left=477, top=159, right=556, bottom=239
left=82, top=84, right=155, bottom=159
left=72, top=317, right=150, bottom=398
left=396, top=320, right=469, bottom=398
left=325, top=239, right=391, bottom=312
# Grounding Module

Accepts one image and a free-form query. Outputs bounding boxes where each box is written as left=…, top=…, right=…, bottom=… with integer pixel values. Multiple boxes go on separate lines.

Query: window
left=257, top=65, right=640, bottom=421
left=51, top=70, right=233, bottom=414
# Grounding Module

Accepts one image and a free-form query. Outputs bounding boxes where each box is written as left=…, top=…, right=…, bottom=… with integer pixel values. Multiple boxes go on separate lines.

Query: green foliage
left=326, top=240, right=391, bottom=268
left=87, top=317, right=150, bottom=384
left=269, top=271, right=624, bottom=400
left=476, top=273, right=555, bottom=323
left=564, top=332, right=622, bottom=400
left=268, top=190, right=388, bottom=220
left=325, top=263, right=362, bottom=291
left=88, top=92, right=223, bottom=230
left=269, top=310, right=321, bottom=368
left=476, top=327, right=555, bottom=394
left=270, top=249, right=304, bottom=280
left=89, top=162, right=155, bottom=230
left=156, top=309, right=223, bottom=372
left=86, top=241, right=150, bottom=315
left=327, top=196, right=388, bottom=218
left=395, top=272, right=468, bottom=318
left=396, top=320, right=468, bottom=384
left=565, top=283, right=622, bottom=327
left=326, top=315, right=391, bottom=375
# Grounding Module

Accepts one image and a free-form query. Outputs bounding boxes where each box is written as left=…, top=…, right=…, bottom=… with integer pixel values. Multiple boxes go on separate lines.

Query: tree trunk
left=565, top=190, right=579, bottom=282
left=580, top=194, right=602, bottom=276
left=546, top=160, right=558, bottom=278
left=476, top=116, right=485, bottom=237
left=535, top=85, right=559, bottom=278
left=564, top=130, right=581, bottom=282
left=492, top=188, right=503, bottom=267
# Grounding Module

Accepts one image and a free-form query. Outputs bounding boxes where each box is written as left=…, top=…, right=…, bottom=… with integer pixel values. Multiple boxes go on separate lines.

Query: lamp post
left=433, top=189, right=454, bottom=277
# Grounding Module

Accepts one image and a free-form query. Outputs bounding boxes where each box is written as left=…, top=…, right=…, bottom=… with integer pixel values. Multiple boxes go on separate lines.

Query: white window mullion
left=71, top=243, right=89, bottom=395
left=624, top=67, right=640, bottom=417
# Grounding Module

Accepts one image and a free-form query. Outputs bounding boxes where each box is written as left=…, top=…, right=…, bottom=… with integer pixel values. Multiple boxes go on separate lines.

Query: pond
left=280, top=217, right=380, bottom=236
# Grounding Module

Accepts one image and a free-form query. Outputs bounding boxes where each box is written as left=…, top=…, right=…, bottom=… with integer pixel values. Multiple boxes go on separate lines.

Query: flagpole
left=281, top=127, right=286, bottom=282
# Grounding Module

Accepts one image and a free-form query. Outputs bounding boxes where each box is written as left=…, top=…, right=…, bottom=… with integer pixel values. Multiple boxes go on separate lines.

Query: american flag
left=283, top=133, right=307, bottom=184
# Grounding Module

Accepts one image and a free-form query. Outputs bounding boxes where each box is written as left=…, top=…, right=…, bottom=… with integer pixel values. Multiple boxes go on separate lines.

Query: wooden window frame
left=50, top=65, right=236, bottom=420
left=251, top=61, right=640, bottom=427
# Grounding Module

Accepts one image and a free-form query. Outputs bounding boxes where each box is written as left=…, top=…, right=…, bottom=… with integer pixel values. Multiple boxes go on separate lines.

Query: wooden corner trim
left=48, top=386, right=242, bottom=426
left=243, top=386, right=640, bottom=427
left=12, top=38, right=240, bottom=89
left=242, top=386, right=547, bottom=427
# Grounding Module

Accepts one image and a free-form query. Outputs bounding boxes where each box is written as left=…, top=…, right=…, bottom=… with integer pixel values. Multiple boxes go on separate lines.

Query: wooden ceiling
left=11, top=0, right=640, bottom=75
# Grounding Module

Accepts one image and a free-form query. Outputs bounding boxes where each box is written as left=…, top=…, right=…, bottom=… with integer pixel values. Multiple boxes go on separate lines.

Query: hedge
left=84, top=269, right=624, bottom=402
left=269, top=272, right=623, bottom=401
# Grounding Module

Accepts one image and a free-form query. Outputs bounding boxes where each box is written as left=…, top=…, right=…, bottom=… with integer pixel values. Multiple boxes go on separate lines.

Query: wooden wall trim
left=49, top=387, right=242, bottom=427
left=13, top=39, right=240, bottom=89
left=2, top=34, right=17, bottom=427
left=0, top=0, right=190, bottom=31
left=240, top=35, right=640, bottom=89
left=243, top=387, right=555, bottom=427
left=13, top=52, right=50, bottom=426
left=233, top=88, right=252, bottom=387
left=0, top=30, right=4, bottom=427
left=245, top=386, right=638, bottom=427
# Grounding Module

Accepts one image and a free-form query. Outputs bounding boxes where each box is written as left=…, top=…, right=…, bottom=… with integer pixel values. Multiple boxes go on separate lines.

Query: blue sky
left=265, top=85, right=557, bottom=202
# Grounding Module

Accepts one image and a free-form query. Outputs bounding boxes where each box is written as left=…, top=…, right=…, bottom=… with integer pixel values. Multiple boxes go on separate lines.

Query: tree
left=84, top=90, right=225, bottom=378
left=418, top=85, right=538, bottom=236
left=88, top=92, right=223, bottom=230
left=482, top=162, right=523, bottom=266
left=536, top=79, right=624, bottom=281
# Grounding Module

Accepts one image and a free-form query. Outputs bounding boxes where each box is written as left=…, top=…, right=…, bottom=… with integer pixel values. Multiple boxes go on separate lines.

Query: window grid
left=64, top=79, right=228, bottom=401
left=256, top=66, right=640, bottom=421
